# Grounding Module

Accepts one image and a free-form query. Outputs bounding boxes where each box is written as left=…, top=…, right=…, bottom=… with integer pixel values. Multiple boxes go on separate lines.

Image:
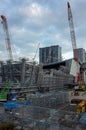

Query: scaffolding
left=0, top=59, right=75, bottom=95
left=0, top=59, right=39, bottom=95
left=38, top=68, right=74, bottom=92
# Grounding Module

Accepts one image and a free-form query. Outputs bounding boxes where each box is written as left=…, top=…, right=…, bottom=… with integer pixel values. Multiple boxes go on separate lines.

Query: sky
left=0, top=0, right=86, bottom=62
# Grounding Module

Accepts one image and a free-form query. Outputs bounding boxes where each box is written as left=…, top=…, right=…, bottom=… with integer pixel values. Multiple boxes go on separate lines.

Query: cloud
left=0, top=0, right=85, bottom=62
left=62, top=51, right=73, bottom=60
left=21, top=3, right=44, bottom=17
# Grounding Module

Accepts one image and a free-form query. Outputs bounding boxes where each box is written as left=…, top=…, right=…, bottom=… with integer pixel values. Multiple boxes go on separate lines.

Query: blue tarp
left=79, top=112, right=86, bottom=124
left=4, top=99, right=31, bottom=110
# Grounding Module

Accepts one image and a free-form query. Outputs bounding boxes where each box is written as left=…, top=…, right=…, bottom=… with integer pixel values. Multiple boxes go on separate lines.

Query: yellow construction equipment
left=77, top=101, right=86, bottom=114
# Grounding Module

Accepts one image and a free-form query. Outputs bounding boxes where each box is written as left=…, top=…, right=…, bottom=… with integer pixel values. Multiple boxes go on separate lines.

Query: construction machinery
left=0, top=15, right=14, bottom=99
left=67, top=2, right=85, bottom=90
left=1, top=15, right=13, bottom=61
left=0, top=80, right=11, bottom=101
left=77, top=100, right=86, bottom=114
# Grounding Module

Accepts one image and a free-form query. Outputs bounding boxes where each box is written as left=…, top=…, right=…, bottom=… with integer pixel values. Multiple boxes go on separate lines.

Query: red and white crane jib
left=67, top=2, right=78, bottom=62
left=1, top=15, right=13, bottom=61
left=67, top=2, right=84, bottom=88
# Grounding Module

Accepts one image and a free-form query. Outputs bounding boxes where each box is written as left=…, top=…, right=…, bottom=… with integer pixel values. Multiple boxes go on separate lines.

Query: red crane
left=67, top=2, right=78, bottom=62
left=1, top=15, right=13, bottom=61
left=67, top=2, right=84, bottom=89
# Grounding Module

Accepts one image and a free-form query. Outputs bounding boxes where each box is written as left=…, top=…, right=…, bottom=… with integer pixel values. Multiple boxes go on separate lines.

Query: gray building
left=85, top=52, right=86, bottom=62
left=75, top=48, right=86, bottom=63
left=39, top=45, right=62, bottom=64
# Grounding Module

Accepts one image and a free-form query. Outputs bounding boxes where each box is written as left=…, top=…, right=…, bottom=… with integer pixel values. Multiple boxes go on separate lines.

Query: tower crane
left=67, top=2, right=85, bottom=90
left=1, top=15, right=13, bottom=61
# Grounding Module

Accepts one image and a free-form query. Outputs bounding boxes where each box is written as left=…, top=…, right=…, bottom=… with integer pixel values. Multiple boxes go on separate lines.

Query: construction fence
left=11, top=105, right=86, bottom=130
left=1, top=91, right=86, bottom=130
left=30, top=91, right=69, bottom=109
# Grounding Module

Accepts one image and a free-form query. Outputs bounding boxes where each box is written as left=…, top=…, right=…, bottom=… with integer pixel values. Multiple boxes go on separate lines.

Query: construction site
left=0, top=1, right=86, bottom=130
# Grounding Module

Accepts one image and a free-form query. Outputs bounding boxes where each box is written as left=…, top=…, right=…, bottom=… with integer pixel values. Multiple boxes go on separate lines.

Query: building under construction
left=0, top=58, right=77, bottom=95
left=0, top=1, right=86, bottom=130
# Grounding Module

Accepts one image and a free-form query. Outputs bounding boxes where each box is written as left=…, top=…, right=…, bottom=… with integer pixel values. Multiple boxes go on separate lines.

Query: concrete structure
left=75, top=48, right=86, bottom=63
left=81, top=63, right=86, bottom=85
left=0, top=59, right=40, bottom=94
left=70, top=59, right=80, bottom=77
left=85, top=52, right=86, bottom=62
left=37, top=59, right=79, bottom=92
left=37, top=69, right=74, bottom=92
left=43, top=58, right=80, bottom=77
left=0, top=58, right=76, bottom=95
left=39, top=45, right=62, bottom=64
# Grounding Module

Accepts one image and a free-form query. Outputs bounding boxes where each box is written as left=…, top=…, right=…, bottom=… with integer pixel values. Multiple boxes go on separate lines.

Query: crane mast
left=1, top=15, right=13, bottom=61
left=67, top=2, right=78, bottom=61
left=67, top=2, right=83, bottom=88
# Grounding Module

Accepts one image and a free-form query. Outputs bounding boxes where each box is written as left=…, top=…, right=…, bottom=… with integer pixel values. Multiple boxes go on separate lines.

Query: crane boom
left=67, top=2, right=85, bottom=89
left=1, top=15, right=13, bottom=61
left=67, top=2, right=78, bottom=61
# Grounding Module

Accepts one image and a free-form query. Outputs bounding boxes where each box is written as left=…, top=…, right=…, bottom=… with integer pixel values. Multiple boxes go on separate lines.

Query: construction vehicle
left=1, top=15, right=13, bottom=61
left=0, top=80, right=11, bottom=101
left=77, top=100, right=86, bottom=114
left=67, top=2, right=85, bottom=90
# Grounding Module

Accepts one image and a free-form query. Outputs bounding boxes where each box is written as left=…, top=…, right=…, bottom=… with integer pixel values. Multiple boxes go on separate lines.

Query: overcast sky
left=0, top=0, right=85, bottom=62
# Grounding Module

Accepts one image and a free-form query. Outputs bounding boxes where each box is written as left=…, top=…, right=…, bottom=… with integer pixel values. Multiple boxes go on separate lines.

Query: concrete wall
left=70, top=59, right=80, bottom=77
